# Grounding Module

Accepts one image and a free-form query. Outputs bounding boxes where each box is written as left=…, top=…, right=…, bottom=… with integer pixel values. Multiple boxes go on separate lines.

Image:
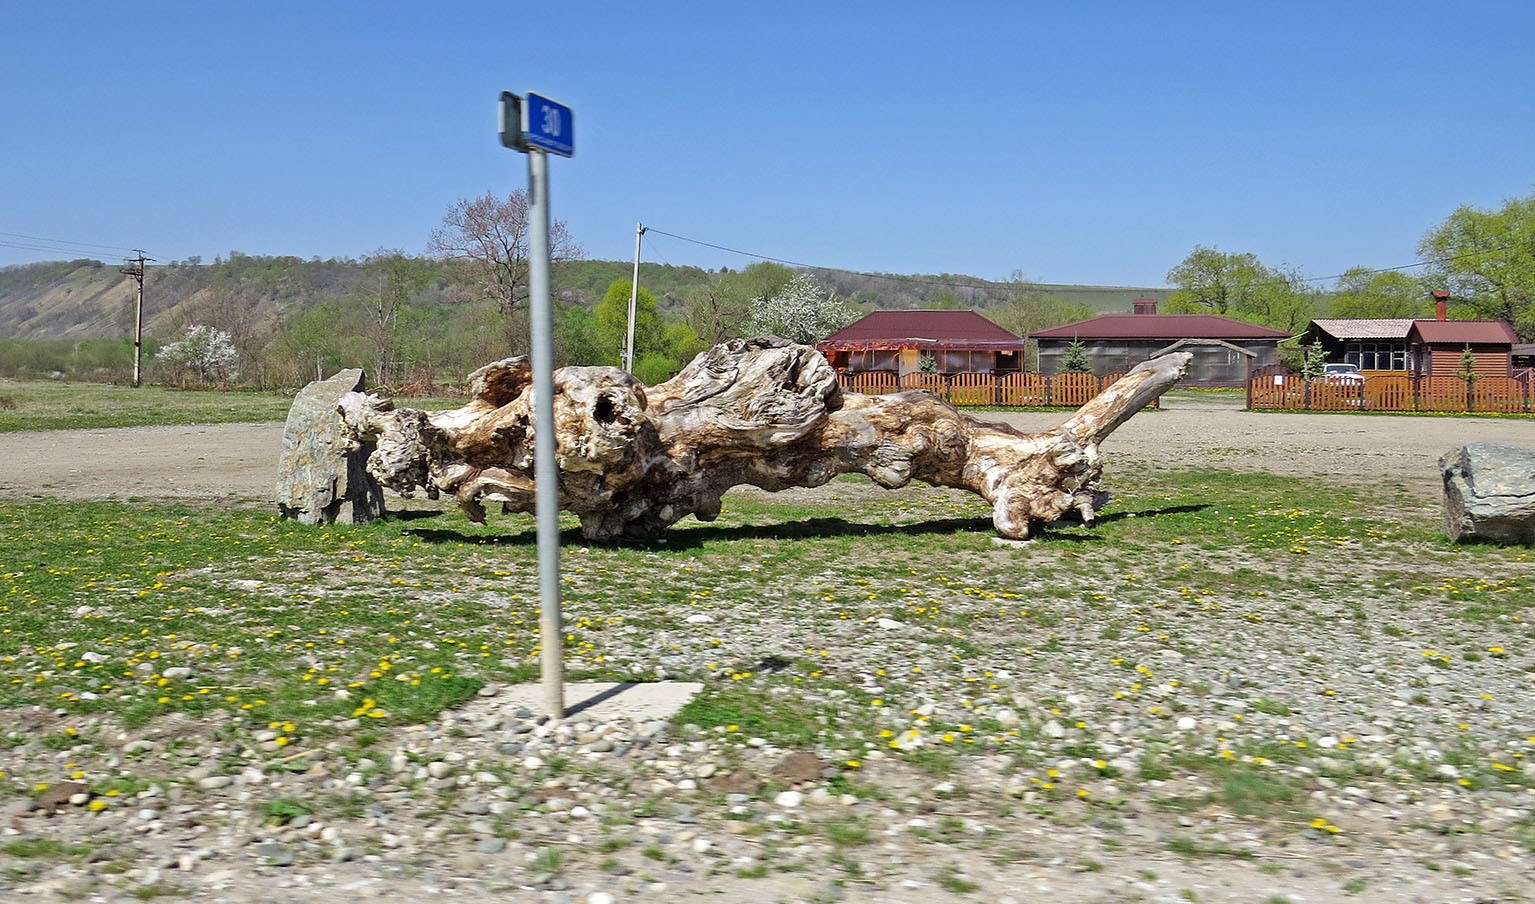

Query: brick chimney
left=1432, top=290, right=1450, bottom=321
left=1132, top=298, right=1158, bottom=315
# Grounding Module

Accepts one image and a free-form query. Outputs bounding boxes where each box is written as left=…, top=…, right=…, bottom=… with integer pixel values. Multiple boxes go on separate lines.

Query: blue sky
left=3, top=1, right=1532, bottom=287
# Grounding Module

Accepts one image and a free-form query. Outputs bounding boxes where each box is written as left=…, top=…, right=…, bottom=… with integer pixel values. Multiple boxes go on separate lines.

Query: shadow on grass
left=398, top=503, right=1208, bottom=549
left=403, top=515, right=993, bottom=549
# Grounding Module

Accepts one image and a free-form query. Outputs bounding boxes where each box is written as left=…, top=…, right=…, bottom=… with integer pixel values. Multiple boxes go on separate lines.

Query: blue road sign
left=523, top=92, right=573, bottom=157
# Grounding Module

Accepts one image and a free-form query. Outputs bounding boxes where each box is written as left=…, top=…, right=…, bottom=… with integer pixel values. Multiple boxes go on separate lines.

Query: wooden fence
left=1249, top=374, right=1534, bottom=413
left=836, top=371, right=1142, bottom=407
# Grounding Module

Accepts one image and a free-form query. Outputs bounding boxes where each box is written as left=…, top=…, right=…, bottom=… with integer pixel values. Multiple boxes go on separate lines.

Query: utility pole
left=624, top=223, right=646, bottom=374
left=120, top=250, right=153, bottom=386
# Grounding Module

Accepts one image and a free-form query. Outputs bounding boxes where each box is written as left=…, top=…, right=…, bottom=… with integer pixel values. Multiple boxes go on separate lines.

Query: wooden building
left=817, top=311, right=1025, bottom=377
left=1295, top=319, right=1414, bottom=374
left=1405, top=319, right=1517, bottom=378
left=1028, top=306, right=1289, bottom=387
left=1298, top=295, right=1516, bottom=379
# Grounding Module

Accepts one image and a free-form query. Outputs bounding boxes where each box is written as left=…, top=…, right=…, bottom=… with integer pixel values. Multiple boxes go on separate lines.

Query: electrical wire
left=642, top=228, right=1055, bottom=295
left=0, top=231, right=138, bottom=253
left=643, top=225, right=1521, bottom=295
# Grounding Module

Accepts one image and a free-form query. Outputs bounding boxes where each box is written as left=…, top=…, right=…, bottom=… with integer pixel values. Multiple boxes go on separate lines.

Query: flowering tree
left=747, top=274, right=858, bottom=344
left=159, top=324, right=237, bottom=384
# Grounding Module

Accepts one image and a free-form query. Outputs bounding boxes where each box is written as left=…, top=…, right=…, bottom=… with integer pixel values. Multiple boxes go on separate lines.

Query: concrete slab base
left=492, top=681, right=704, bottom=722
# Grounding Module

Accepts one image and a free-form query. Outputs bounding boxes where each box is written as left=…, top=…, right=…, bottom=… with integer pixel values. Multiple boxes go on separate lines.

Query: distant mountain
left=0, top=255, right=1168, bottom=341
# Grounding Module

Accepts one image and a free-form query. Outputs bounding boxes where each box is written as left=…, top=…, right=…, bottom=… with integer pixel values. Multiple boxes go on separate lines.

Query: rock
left=476, top=837, right=508, bottom=854
left=454, top=852, right=488, bottom=872
left=771, top=752, right=823, bottom=785
left=276, top=368, right=385, bottom=525
left=255, top=842, right=293, bottom=866
left=773, top=790, right=805, bottom=809
left=707, top=768, right=762, bottom=797
left=196, top=776, right=234, bottom=790
left=1441, top=443, right=1535, bottom=543
left=31, top=782, right=89, bottom=815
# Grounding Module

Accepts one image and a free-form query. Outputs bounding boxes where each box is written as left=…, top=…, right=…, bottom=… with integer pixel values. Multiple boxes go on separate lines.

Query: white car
left=1321, top=363, right=1365, bottom=386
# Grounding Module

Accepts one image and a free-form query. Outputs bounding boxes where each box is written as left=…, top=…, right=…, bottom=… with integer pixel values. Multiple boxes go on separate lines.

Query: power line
left=642, top=227, right=1057, bottom=295
left=644, top=225, right=1523, bottom=296
left=0, top=231, right=138, bottom=253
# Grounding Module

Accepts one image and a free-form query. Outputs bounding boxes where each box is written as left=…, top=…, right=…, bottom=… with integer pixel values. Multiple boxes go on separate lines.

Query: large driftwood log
left=337, top=339, right=1190, bottom=540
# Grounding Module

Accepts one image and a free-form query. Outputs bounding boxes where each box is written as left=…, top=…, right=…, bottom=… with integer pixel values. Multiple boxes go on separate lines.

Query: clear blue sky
left=3, top=1, right=1532, bottom=288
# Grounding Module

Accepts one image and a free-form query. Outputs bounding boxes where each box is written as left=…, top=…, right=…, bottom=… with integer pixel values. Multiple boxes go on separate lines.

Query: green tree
left=1417, top=193, right=1535, bottom=340
left=362, top=249, right=431, bottom=386
left=554, top=303, right=605, bottom=367
left=1164, top=246, right=1317, bottom=333
left=269, top=299, right=366, bottom=384
left=1330, top=267, right=1426, bottom=319
left=633, top=353, right=680, bottom=385
left=924, top=290, right=962, bottom=310
left=683, top=262, right=795, bottom=344
left=594, top=280, right=665, bottom=368
left=985, top=272, right=1094, bottom=370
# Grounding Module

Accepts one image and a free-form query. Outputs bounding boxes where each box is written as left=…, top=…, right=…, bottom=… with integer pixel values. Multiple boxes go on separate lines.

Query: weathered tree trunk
left=337, top=339, right=1189, bottom=540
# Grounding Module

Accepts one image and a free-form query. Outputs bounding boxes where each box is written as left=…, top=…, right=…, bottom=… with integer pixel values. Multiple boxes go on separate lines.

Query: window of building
left=1343, top=342, right=1407, bottom=371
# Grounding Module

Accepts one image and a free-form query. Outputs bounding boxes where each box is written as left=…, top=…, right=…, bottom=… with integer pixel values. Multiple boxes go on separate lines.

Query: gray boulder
left=1441, top=442, right=1535, bottom=543
left=276, top=369, right=385, bottom=524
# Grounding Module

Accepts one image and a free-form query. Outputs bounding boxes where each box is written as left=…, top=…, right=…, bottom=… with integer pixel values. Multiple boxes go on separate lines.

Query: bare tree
left=427, top=190, right=581, bottom=318
left=361, top=249, right=430, bottom=387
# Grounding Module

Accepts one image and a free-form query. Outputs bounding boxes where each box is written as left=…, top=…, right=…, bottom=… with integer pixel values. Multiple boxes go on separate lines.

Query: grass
left=0, top=379, right=295, bottom=432
left=0, top=378, right=464, bottom=433
left=0, top=463, right=1532, bottom=858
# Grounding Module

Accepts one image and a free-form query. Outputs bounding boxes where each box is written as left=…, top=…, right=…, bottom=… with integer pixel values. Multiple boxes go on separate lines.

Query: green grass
left=0, top=378, right=465, bottom=433
left=0, top=465, right=1531, bottom=833
left=0, top=380, right=295, bottom=432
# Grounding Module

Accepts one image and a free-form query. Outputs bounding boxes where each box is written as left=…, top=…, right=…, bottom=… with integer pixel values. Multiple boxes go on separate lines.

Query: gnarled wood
left=337, top=339, right=1190, bottom=540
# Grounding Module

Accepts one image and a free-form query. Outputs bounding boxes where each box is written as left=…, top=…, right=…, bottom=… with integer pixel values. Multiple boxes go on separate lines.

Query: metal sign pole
left=526, top=147, right=564, bottom=720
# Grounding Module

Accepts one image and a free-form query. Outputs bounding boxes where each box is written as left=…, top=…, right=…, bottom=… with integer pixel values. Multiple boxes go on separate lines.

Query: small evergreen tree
left=1301, top=343, right=1326, bottom=380
left=1061, top=338, right=1092, bottom=373
left=1457, top=345, right=1480, bottom=411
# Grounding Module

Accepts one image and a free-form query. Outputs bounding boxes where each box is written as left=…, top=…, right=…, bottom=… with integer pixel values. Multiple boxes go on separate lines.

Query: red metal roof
left=1406, top=320, right=1517, bottom=345
left=1028, top=313, right=1291, bottom=341
left=818, top=310, right=1024, bottom=350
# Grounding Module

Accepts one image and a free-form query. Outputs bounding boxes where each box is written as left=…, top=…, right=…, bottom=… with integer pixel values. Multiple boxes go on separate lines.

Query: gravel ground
left=3, top=392, right=1530, bottom=508
left=3, top=396, right=1534, bottom=903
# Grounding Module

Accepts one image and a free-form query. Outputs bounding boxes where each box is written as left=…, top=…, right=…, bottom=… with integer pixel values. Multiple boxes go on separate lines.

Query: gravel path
left=3, top=395, right=1529, bottom=509
left=2, top=400, right=1534, bottom=903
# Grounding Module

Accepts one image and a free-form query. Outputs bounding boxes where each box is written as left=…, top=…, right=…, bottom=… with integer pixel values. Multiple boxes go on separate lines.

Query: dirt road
left=1, top=395, right=1529, bottom=509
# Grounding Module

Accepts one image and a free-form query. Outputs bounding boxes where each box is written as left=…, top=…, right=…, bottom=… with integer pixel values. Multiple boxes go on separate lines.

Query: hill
left=0, top=255, right=1168, bottom=343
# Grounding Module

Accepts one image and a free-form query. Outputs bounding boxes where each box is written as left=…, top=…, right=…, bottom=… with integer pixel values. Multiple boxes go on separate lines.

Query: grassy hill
left=0, top=254, right=1168, bottom=344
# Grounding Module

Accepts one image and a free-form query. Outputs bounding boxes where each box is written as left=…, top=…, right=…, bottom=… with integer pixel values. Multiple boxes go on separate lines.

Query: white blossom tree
left=747, top=273, right=858, bottom=344
left=159, top=324, right=238, bottom=384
